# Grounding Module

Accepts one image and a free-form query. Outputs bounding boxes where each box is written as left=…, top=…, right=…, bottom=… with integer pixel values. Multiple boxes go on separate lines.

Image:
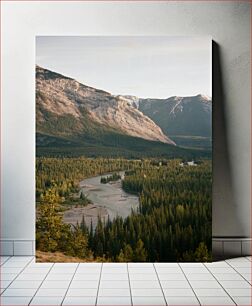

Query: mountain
left=36, top=66, right=211, bottom=158
left=137, top=95, right=212, bottom=149
left=36, top=66, right=174, bottom=145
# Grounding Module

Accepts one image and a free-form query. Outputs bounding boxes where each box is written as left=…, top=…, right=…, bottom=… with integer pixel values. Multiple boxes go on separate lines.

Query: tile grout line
left=95, top=262, right=103, bottom=306
left=0, top=256, right=34, bottom=297
left=203, top=263, right=238, bottom=305
left=0, top=255, right=13, bottom=293
left=0, top=256, right=13, bottom=304
left=0, top=255, right=12, bottom=266
left=244, top=256, right=251, bottom=262
left=61, top=263, right=80, bottom=306
left=28, top=262, right=55, bottom=306
left=126, top=263, right=133, bottom=306
left=178, top=263, right=202, bottom=306
left=153, top=263, right=168, bottom=306
left=225, top=260, right=252, bottom=286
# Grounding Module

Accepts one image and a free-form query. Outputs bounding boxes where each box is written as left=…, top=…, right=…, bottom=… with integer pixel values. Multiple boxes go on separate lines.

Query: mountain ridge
left=36, top=66, right=175, bottom=145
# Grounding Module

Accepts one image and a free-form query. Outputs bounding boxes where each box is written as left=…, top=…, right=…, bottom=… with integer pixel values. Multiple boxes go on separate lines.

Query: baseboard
left=212, top=237, right=251, bottom=259
left=0, top=240, right=35, bottom=256
left=0, top=238, right=251, bottom=257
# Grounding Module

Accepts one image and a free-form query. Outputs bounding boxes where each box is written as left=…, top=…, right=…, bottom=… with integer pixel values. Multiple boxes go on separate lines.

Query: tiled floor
left=0, top=256, right=251, bottom=305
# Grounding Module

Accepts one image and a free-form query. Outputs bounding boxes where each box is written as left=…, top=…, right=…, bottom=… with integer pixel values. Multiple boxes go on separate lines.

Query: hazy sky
left=36, top=36, right=212, bottom=99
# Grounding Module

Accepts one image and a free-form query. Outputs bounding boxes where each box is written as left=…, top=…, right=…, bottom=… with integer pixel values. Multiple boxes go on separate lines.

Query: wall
left=1, top=1, right=251, bottom=256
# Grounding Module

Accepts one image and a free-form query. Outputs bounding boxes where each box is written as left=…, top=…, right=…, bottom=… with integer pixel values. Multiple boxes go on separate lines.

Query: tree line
left=36, top=158, right=212, bottom=261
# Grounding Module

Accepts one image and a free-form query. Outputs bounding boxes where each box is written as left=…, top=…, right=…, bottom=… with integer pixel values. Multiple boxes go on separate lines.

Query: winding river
left=63, top=171, right=139, bottom=227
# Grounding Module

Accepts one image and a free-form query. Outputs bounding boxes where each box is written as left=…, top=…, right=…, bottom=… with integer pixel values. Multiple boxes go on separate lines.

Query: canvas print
left=36, top=36, right=212, bottom=262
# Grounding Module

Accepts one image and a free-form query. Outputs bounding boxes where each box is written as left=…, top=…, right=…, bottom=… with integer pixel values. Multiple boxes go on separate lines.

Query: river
left=63, top=171, right=139, bottom=228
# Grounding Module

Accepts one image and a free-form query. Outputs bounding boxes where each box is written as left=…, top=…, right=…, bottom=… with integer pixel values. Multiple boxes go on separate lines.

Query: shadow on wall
left=212, top=41, right=245, bottom=239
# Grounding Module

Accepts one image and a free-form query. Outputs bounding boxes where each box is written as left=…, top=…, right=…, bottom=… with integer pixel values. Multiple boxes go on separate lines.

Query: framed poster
left=36, top=36, right=212, bottom=262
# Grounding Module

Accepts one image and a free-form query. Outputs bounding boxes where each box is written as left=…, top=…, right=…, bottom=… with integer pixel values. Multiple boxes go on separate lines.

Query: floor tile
left=165, top=296, right=200, bottom=305
left=232, top=296, right=252, bottom=305
left=204, top=262, right=230, bottom=267
left=67, top=288, right=97, bottom=296
left=219, top=280, right=252, bottom=288
left=53, top=263, right=78, bottom=268
left=76, top=267, right=101, bottom=274
left=1, top=274, right=17, bottom=281
left=40, top=280, right=71, bottom=289
left=70, top=280, right=99, bottom=288
left=158, top=272, right=187, bottom=280
left=16, top=273, right=46, bottom=281
left=214, top=273, right=246, bottom=281
left=23, top=267, right=50, bottom=274
left=160, top=280, right=191, bottom=288
left=8, top=256, right=33, bottom=262
left=130, top=280, right=160, bottom=289
left=185, top=273, right=215, bottom=281
left=180, top=263, right=205, bottom=267
left=35, top=287, right=67, bottom=296
left=227, top=257, right=250, bottom=263
left=8, top=280, right=42, bottom=289
left=99, top=281, right=129, bottom=289
left=27, top=262, right=53, bottom=268
left=128, top=263, right=153, bottom=268
left=128, top=268, right=155, bottom=274
left=50, top=267, right=77, bottom=274
left=131, top=288, right=163, bottom=296
left=62, top=296, right=96, bottom=305
left=155, top=267, right=182, bottom=274
left=45, top=273, right=73, bottom=281
left=0, top=296, right=32, bottom=305
left=154, top=263, right=180, bottom=267
left=1, top=267, right=23, bottom=274
left=241, top=274, right=252, bottom=283
left=2, top=288, right=37, bottom=296
left=0, top=256, right=10, bottom=264
left=98, top=288, right=130, bottom=296
left=208, top=267, right=236, bottom=274
left=105, top=263, right=127, bottom=266
left=129, top=274, right=158, bottom=281
left=103, top=266, right=127, bottom=273
left=228, top=262, right=252, bottom=268
left=2, top=261, right=28, bottom=268
left=79, top=263, right=102, bottom=268
left=0, top=280, right=12, bottom=288
left=198, top=296, right=236, bottom=305
left=182, top=267, right=209, bottom=274
left=101, top=273, right=128, bottom=281
left=74, top=273, right=100, bottom=281
left=97, top=296, right=132, bottom=305
left=132, top=296, right=166, bottom=305
left=189, top=280, right=221, bottom=288
left=194, top=288, right=228, bottom=296
left=30, top=296, right=64, bottom=305
left=163, top=288, right=195, bottom=296
left=235, top=267, right=252, bottom=274
left=225, top=288, right=252, bottom=296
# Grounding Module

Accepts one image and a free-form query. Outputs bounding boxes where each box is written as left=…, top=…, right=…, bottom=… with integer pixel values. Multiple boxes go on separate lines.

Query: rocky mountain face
left=138, top=95, right=212, bottom=138
left=36, top=66, right=175, bottom=145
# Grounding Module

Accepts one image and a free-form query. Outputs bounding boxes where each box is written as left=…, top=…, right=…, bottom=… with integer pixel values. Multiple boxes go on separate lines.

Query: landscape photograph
left=36, top=36, right=212, bottom=262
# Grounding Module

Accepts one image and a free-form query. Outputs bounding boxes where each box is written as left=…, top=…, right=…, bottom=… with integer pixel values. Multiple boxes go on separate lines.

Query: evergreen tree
left=134, top=239, right=147, bottom=262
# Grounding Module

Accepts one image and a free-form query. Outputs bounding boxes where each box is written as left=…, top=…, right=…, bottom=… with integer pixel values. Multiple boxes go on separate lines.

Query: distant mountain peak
left=138, top=94, right=212, bottom=141
left=196, top=94, right=212, bottom=101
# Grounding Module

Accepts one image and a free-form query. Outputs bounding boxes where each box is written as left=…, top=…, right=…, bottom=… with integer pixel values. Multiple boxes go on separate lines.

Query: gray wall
left=1, top=2, right=251, bottom=246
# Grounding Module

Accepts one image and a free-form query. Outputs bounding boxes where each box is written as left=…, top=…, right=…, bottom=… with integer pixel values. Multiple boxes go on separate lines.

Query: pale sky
left=36, top=36, right=212, bottom=99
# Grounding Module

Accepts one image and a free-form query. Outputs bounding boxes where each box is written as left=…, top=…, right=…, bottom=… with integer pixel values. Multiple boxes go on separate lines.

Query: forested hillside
left=36, top=158, right=212, bottom=262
